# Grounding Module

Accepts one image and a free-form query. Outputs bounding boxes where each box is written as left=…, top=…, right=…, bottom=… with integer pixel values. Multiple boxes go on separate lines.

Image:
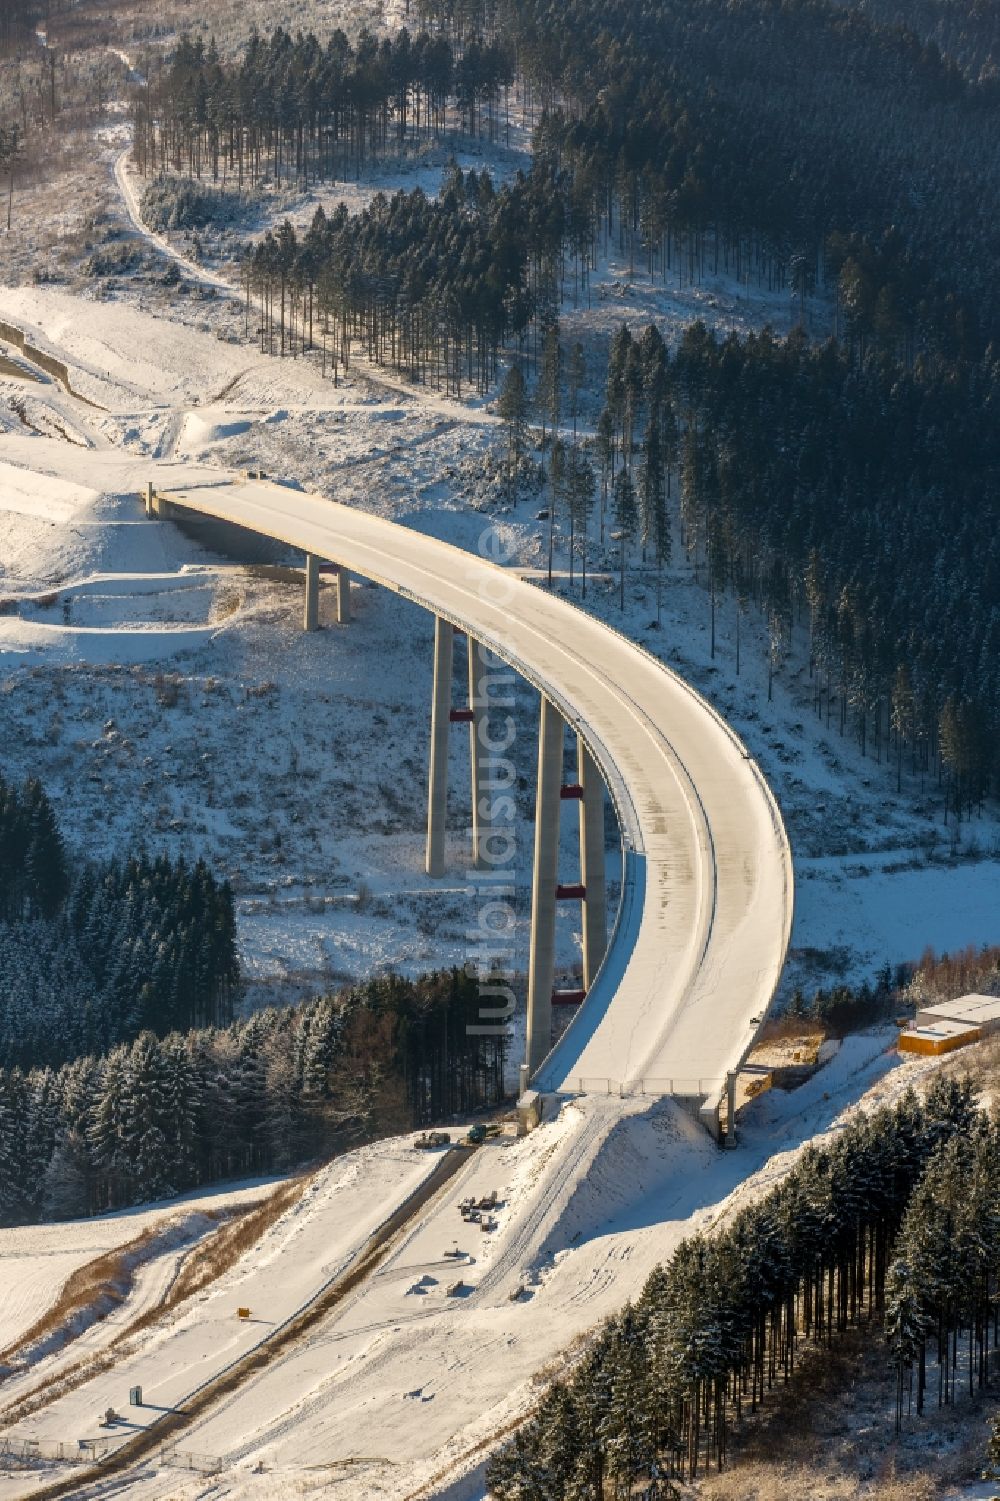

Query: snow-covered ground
left=0, top=277, right=584, bottom=1005
left=0, top=1029, right=946, bottom=1501
left=0, top=1178, right=283, bottom=1367
left=0, top=71, right=997, bottom=1501
left=0, top=1134, right=441, bottom=1488
left=0, top=448, right=591, bottom=1009
left=2, top=277, right=996, bottom=1007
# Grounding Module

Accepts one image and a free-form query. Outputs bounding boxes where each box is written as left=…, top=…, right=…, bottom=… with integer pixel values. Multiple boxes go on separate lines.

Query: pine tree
left=161, top=1036, right=199, bottom=1188
left=122, top=1032, right=175, bottom=1199
left=595, top=404, right=615, bottom=549
left=567, top=340, right=585, bottom=446
left=23, top=782, right=67, bottom=919
left=0, top=1069, right=28, bottom=1224
left=569, top=453, right=595, bottom=594
left=613, top=467, right=637, bottom=610
left=88, top=1047, right=132, bottom=1210
left=538, top=322, right=561, bottom=443
left=41, top=1129, right=91, bottom=1220
left=498, top=361, right=528, bottom=506
left=640, top=417, right=669, bottom=625
left=547, top=436, right=564, bottom=588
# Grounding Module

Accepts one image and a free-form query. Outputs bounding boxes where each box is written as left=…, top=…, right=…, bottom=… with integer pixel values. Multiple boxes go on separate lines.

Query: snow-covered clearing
left=0, top=445, right=597, bottom=1009
left=0, top=75, right=996, bottom=1500
left=2, top=278, right=996, bottom=1005
left=0, top=1134, right=441, bottom=1489
left=0, top=463, right=99, bottom=526
left=0, top=1178, right=282, bottom=1369
left=0, top=1030, right=949, bottom=1501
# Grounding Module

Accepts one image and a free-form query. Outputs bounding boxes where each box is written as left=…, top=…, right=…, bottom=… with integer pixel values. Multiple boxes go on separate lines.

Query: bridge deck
left=159, top=474, right=793, bottom=1097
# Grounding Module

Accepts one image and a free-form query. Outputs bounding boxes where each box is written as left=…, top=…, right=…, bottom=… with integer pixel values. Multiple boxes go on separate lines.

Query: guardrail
left=0, top=1436, right=110, bottom=1465
left=569, top=1077, right=726, bottom=1097
left=524, top=572, right=793, bottom=1098
left=158, top=1445, right=223, bottom=1474
left=157, top=479, right=793, bottom=1109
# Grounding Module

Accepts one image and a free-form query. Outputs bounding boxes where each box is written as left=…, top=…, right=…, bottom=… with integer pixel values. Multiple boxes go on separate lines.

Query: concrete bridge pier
left=337, top=566, right=351, bottom=624
left=144, top=480, right=171, bottom=520
left=468, top=637, right=489, bottom=870
left=304, top=553, right=320, bottom=632
left=426, top=616, right=455, bottom=878
left=525, top=695, right=565, bottom=1079
left=577, top=737, right=608, bottom=989
left=426, top=626, right=494, bottom=877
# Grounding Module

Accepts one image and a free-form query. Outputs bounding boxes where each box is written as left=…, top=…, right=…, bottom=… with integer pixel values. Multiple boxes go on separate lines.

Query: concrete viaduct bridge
left=149, top=472, right=793, bottom=1136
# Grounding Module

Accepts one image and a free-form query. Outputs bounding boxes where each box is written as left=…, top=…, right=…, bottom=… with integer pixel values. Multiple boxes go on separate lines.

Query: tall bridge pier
left=142, top=475, right=788, bottom=1126
left=420, top=608, right=610, bottom=1083
left=420, top=617, right=610, bottom=1083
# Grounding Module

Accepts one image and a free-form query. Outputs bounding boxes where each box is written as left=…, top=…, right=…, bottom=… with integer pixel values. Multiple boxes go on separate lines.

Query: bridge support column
left=337, top=566, right=351, bottom=624
left=425, top=617, right=454, bottom=878
left=145, top=481, right=169, bottom=519
left=725, top=1070, right=738, bottom=1148
left=303, top=553, right=319, bottom=632
left=468, top=637, right=488, bottom=870
left=525, top=695, right=564, bottom=1079
left=577, top=737, right=608, bottom=989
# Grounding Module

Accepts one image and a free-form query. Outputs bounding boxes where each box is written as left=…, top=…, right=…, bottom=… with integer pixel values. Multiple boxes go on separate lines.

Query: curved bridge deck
left=158, top=473, right=793, bottom=1099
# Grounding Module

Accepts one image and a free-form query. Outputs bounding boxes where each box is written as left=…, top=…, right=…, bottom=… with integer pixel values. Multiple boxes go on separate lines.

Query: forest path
left=111, top=149, right=502, bottom=430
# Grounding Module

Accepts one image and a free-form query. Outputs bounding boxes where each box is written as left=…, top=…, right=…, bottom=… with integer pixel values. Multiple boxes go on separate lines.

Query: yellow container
left=899, top=1026, right=980, bottom=1057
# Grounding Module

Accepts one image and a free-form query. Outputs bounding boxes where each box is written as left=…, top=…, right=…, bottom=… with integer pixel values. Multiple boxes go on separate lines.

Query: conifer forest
left=2, top=0, right=1000, bottom=1486
left=0, top=970, right=505, bottom=1223
left=487, top=1079, right=996, bottom=1496
left=130, top=0, right=1000, bottom=810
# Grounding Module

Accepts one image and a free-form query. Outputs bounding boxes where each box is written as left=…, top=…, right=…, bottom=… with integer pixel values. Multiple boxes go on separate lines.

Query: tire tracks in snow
left=210, top=1109, right=614, bottom=1469
left=25, top=1149, right=474, bottom=1501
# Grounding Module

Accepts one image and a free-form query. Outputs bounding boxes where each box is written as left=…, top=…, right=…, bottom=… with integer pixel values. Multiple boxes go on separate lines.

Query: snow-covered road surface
left=155, top=471, right=793, bottom=1097
left=1, top=1040, right=920, bottom=1501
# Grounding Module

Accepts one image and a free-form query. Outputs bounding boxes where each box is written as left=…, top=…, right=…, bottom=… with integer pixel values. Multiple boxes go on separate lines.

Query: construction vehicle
left=465, top=1124, right=487, bottom=1145
left=415, top=1130, right=451, bottom=1150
